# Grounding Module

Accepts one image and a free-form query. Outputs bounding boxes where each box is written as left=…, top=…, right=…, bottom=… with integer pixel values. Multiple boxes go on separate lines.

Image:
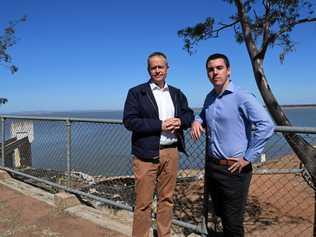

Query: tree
left=0, top=16, right=26, bottom=74
left=0, top=98, right=8, bottom=105
left=178, top=0, right=316, bottom=182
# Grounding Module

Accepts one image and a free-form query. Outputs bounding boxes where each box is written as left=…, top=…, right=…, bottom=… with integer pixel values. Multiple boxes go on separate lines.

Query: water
left=282, top=107, right=316, bottom=127
left=2, top=107, right=316, bottom=176
left=14, top=107, right=316, bottom=126
left=264, top=107, right=316, bottom=161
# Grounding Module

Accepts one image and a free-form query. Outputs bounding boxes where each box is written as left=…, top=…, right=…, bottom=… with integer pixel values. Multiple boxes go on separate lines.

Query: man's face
left=207, top=58, right=230, bottom=89
left=148, top=55, right=168, bottom=85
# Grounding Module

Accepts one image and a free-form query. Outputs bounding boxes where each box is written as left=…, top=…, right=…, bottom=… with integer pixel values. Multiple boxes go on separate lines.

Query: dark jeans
left=205, top=160, right=252, bottom=237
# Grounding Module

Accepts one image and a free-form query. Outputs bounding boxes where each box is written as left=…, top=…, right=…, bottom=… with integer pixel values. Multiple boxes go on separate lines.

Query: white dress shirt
left=150, top=82, right=178, bottom=145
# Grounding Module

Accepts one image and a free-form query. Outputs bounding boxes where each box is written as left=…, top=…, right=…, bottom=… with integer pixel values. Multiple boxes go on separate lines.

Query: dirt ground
left=244, top=155, right=315, bottom=237
left=0, top=184, right=127, bottom=237
left=1, top=154, right=313, bottom=237
left=173, top=155, right=315, bottom=237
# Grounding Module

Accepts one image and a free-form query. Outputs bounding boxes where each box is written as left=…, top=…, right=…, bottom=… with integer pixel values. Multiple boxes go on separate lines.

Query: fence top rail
left=1, top=115, right=316, bottom=133
left=0, top=115, right=122, bottom=124
left=274, top=125, right=316, bottom=134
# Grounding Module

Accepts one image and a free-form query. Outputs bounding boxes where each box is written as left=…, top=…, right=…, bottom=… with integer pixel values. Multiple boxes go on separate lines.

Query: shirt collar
left=225, top=80, right=235, bottom=93
left=150, top=81, right=169, bottom=91
left=211, top=80, right=234, bottom=97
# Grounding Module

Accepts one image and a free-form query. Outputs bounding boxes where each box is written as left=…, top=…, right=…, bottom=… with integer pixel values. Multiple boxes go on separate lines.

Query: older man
left=123, top=52, right=194, bottom=237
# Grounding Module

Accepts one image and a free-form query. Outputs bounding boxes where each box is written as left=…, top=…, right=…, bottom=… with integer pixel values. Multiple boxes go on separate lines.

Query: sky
left=1, top=0, right=316, bottom=113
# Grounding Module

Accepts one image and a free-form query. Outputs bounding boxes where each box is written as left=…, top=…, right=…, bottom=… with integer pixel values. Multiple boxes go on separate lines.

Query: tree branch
left=0, top=16, right=26, bottom=74
left=234, top=0, right=259, bottom=59
left=269, top=17, right=316, bottom=45
left=178, top=18, right=240, bottom=54
left=258, top=0, right=272, bottom=59
left=213, top=20, right=240, bottom=37
left=258, top=17, right=316, bottom=60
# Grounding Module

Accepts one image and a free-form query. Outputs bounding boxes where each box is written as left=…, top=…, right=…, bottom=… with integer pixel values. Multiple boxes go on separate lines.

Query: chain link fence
left=0, top=115, right=315, bottom=236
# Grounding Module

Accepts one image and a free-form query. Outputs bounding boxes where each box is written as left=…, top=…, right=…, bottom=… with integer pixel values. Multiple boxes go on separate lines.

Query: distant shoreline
left=193, top=104, right=316, bottom=111
left=2, top=104, right=316, bottom=116
left=279, top=104, right=316, bottom=109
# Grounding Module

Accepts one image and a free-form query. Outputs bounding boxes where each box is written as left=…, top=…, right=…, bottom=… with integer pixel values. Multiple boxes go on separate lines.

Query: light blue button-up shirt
left=196, top=81, right=274, bottom=162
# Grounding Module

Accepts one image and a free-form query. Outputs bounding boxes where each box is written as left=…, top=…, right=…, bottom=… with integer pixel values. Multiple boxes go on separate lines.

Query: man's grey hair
left=147, top=52, right=169, bottom=70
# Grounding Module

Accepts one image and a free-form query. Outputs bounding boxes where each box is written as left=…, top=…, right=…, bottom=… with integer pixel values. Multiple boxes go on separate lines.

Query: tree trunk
left=252, top=58, right=316, bottom=182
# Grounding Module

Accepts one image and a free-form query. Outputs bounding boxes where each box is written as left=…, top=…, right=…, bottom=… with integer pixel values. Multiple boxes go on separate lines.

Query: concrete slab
left=0, top=177, right=55, bottom=206
left=0, top=170, right=11, bottom=180
left=66, top=205, right=132, bottom=236
left=54, top=191, right=80, bottom=210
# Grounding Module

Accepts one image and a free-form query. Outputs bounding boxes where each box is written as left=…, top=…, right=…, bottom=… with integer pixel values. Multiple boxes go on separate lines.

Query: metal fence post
left=201, top=131, right=209, bottom=237
left=314, top=191, right=316, bottom=237
left=1, top=117, right=5, bottom=167
left=65, top=119, right=72, bottom=188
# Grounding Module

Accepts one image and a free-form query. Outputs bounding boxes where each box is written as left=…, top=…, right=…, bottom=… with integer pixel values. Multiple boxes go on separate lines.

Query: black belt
left=160, top=143, right=177, bottom=149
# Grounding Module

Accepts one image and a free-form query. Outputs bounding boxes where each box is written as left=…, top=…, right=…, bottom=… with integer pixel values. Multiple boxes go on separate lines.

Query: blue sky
left=1, top=0, right=315, bottom=113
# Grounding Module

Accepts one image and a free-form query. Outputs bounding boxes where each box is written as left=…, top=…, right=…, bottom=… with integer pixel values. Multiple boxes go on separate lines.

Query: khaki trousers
left=132, top=147, right=179, bottom=237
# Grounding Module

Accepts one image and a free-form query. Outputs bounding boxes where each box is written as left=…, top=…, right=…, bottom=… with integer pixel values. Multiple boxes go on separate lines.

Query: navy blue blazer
left=123, top=81, right=194, bottom=160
